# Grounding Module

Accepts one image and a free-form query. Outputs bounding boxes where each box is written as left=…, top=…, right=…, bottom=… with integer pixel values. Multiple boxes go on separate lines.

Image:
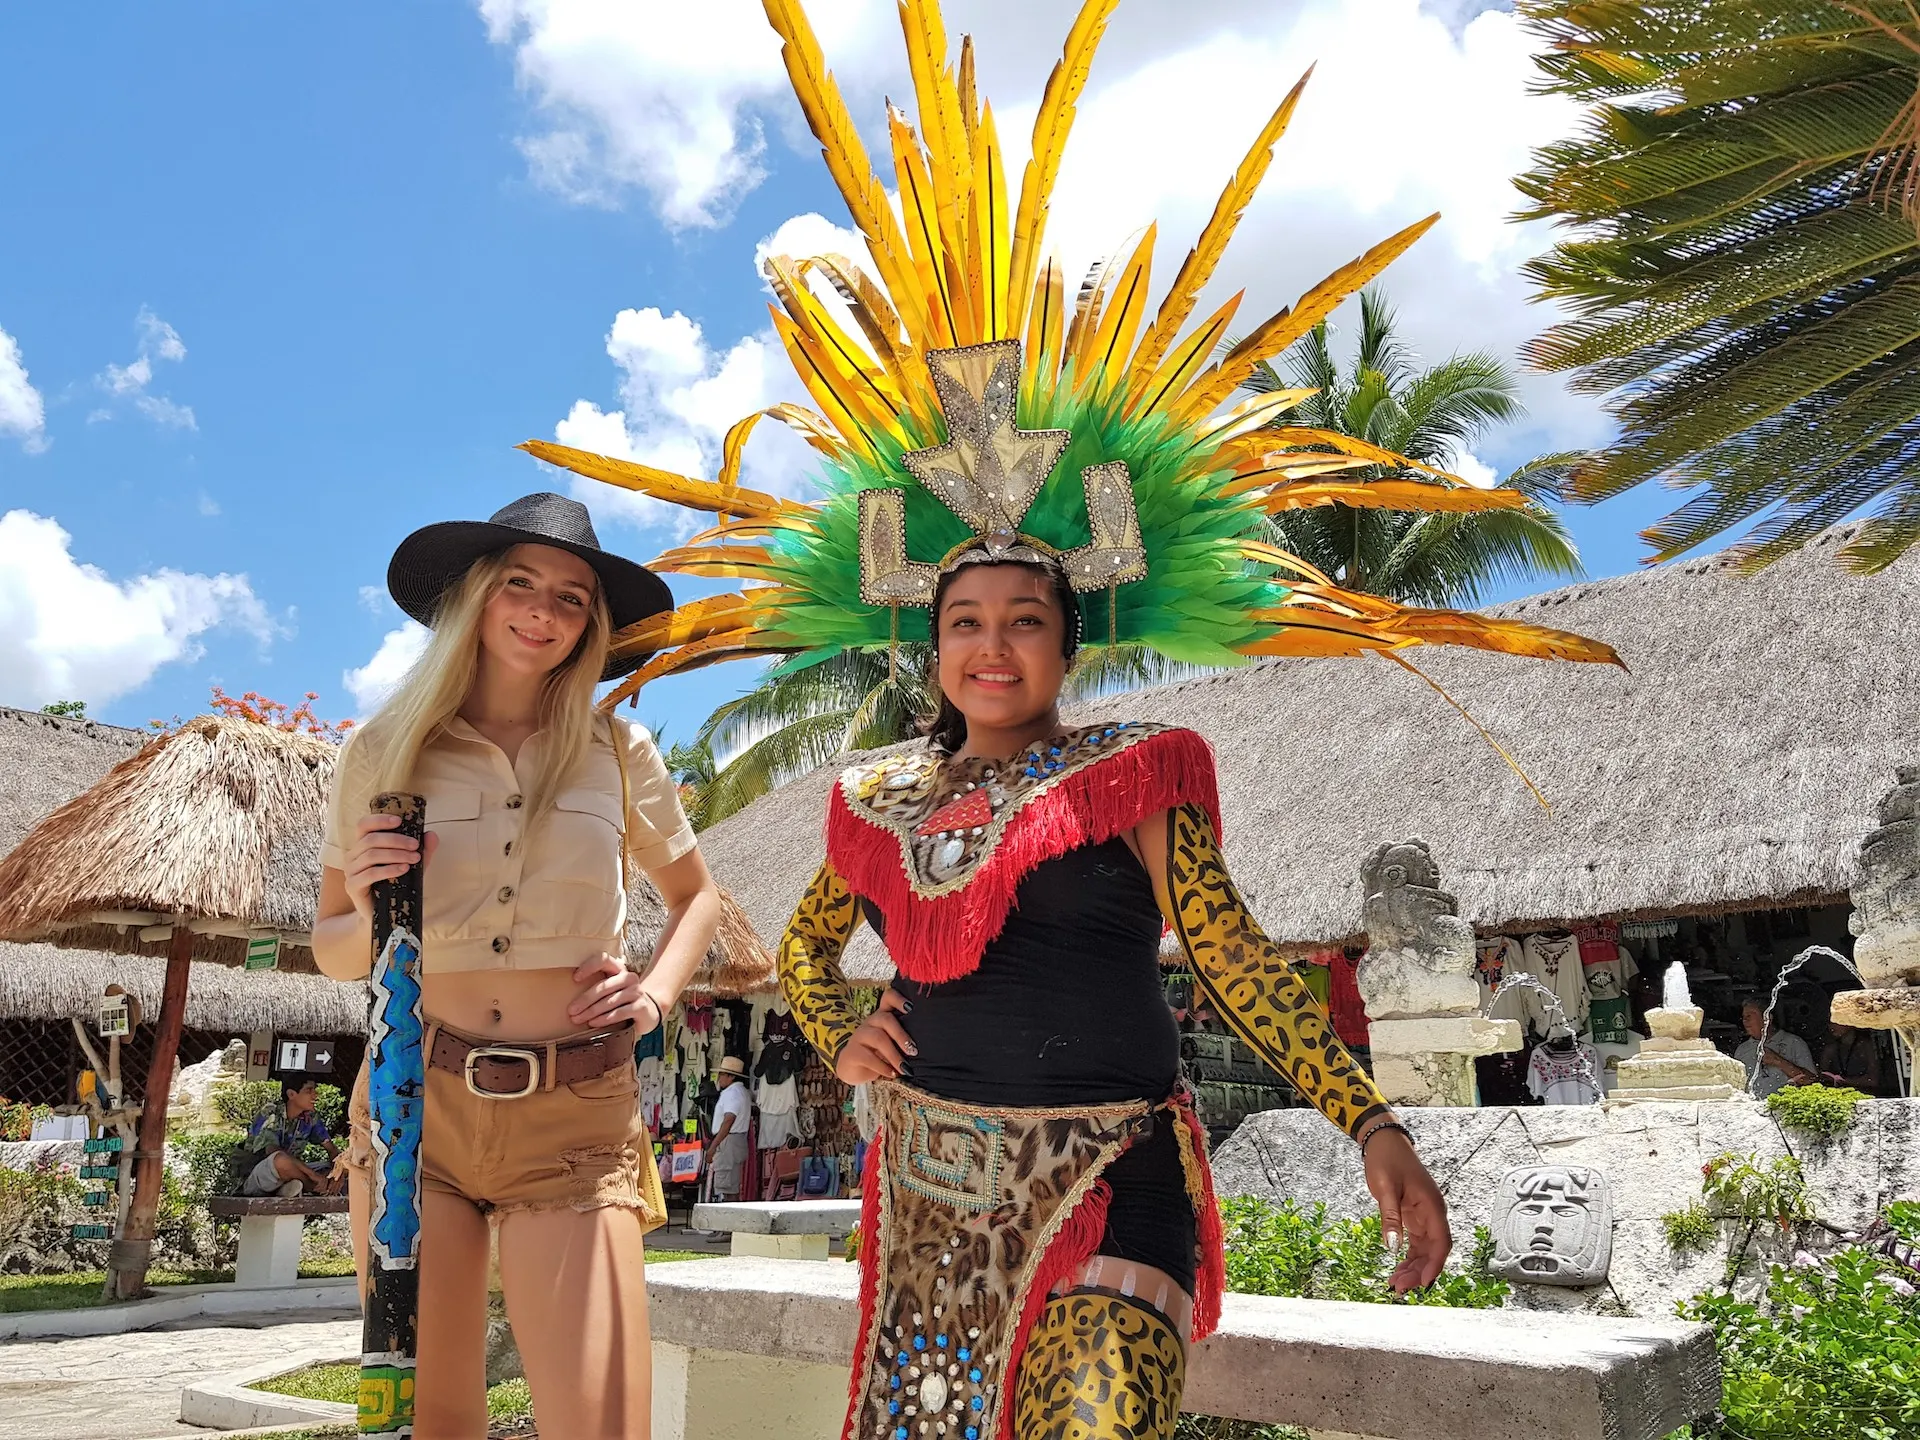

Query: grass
left=253, top=1362, right=533, bottom=1420
left=0, top=1257, right=357, bottom=1313
left=644, top=1248, right=715, bottom=1263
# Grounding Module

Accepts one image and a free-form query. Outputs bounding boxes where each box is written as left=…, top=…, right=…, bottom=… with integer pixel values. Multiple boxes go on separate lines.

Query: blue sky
left=0, top=0, right=1672, bottom=746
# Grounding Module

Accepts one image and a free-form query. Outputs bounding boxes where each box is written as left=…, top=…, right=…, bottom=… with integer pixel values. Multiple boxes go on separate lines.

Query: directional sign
left=70, top=1225, right=111, bottom=1240
left=278, top=1040, right=308, bottom=1071
left=80, top=1165, right=117, bottom=1181
left=245, top=934, right=280, bottom=971
left=82, top=1192, right=112, bottom=1207
left=308, top=1041, right=335, bottom=1074
left=82, top=1136, right=124, bottom=1154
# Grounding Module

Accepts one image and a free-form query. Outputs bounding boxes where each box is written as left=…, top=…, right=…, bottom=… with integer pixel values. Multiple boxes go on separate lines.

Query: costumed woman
left=312, top=493, right=722, bottom=1437
left=517, top=3, right=1620, bottom=1433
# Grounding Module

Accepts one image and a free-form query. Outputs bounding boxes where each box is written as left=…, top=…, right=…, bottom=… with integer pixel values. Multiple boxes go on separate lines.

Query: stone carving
left=1355, top=838, right=1480, bottom=1020
left=1490, top=1164, right=1613, bottom=1286
left=1610, top=964, right=1748, bottom=1101
left=1354, top=838, right=1520, bottom=1107
left=1849, top=765, right=1920, bottom=988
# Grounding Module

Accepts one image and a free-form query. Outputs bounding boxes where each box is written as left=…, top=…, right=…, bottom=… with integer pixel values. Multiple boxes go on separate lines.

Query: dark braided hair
left=922, top=558, right=1082, bottom=755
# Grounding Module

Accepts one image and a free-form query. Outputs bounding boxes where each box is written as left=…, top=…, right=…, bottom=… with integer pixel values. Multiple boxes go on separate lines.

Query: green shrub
left=1680, top=1243, right=1920, bottom=1439
left=1218, top=1196, right=1508, bottom=1309
left=1662, top=1203, right=1719, bottom=1254
left=313, top=1083, right=346, bottom=1135
left=174, top=1131, right=252, bottom=1202
left=213, top=1080, right=283, bottom=1133
left=1701, top=1152, right=1815, bottom=1230
left=0, top=1098, right=52, bottom=1142
left=1886, top=1200, right=1920, bottom=1243
left=1766, top=1086, right=1866, bottom=1140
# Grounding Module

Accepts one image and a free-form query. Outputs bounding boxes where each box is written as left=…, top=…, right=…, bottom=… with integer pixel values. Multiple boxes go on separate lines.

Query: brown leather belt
left=428, top=1023, right=636, bottom=1099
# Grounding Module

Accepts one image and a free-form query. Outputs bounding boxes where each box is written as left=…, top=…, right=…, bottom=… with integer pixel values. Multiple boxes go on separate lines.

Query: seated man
left=241, top=1077, right=342, bottom=1197
left=1733, top=1000, right=1817, bottom=1101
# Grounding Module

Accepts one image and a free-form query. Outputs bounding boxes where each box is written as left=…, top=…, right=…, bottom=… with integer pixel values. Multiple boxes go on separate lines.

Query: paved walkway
left=0, top=1307, right=360, bottom=1439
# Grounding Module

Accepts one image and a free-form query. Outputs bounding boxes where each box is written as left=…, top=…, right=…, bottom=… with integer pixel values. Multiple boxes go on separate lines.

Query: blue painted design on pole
left=367, top=929, right=424, bottom=1267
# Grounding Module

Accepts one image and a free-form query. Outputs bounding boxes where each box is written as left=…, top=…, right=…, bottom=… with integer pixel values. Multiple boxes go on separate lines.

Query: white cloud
left=358, top=584, right=390, bottom=615
left=96, top=307, right=196, bottom=430
left=0, top=323, right=48, bottom=453
left=196, top=490, right=222, bottom=517
left=0, top=509, right=277, bottom=710
left=344, top=622, right=432, bottom=715
left=1453, top=451, right=1499, bottom=488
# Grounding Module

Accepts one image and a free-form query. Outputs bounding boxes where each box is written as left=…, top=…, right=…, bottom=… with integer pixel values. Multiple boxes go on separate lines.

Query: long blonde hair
left=353, top=548, right=612, bottom=819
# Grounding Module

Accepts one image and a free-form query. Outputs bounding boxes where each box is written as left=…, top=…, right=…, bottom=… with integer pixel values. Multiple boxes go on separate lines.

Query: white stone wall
left=1213, top=1098, right=1920, bottom=1318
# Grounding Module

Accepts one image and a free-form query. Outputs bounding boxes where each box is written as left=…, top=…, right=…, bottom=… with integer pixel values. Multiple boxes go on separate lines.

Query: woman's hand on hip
left=1362, top=1128, right=1451, bottom=1293
left=834, top=989, right=915, bottom=1086
left=569, top=953, right=662, bottom=1031
left=342, top=814, right=437, bottom=920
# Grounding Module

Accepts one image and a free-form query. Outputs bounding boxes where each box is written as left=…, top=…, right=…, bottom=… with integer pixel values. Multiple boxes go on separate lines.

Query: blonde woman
left=313, top=492, right=721, bottom=1438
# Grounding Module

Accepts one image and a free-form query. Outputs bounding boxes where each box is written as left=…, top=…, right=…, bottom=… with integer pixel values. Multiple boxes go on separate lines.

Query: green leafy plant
left=313, top=1083, right=346, bottom=1135
left=1766, top=1085, right=1866, bottom=1140
left=1886, top=1200, right=1920, bottom=1243
left=1701, top=1152, right=1815, bottom=1230
left=1680, top=1242, right=1920, bottom=1440
left=1662, top=1203, right=1719, bottom=1254
left=174, top=1131, right=252, bottom=1203
left=213, top=1080, right=283, bottom=1133
left=0, top=1098, right=52, bottom=1142
left=1217, top=1196, right=1508, bottom=1309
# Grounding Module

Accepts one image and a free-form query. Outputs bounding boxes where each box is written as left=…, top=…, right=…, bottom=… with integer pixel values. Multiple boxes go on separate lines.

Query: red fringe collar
left=828, top=724, right=1220, bottom=984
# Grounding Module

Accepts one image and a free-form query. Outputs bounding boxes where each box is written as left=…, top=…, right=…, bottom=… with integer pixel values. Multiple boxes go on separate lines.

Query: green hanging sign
left=245, top=934, right=280, bottom=971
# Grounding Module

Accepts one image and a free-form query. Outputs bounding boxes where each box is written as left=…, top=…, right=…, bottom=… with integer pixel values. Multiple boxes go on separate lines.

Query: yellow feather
left=648, top=544, right=783, bottom=582
left=762, top=0, right=930, bottom=341
left=1379, top=609, right=1622, bottom=666
left=1216, top=456, right=1372, bottom=497
left=1024, top=257, right=1066, bottom=374
left=1258, top=479, right=1532, bottom=514
left=789, top=257, right=933, bottom=421
left=888, top=106, right=959, bottom=347
left=609, top=593, right=784, bottom=656
left=518, top=440, right=811, bottom=520
left=1236, top=539, right=1337, bottom=586
left=1171, top=213, right=1441, bottom=421
left=687, top=515, right=817, bottom=547
left=958, top=34, right=979, bottom=151
left=764, top=401, right=858, bottom=463
left=969, top=103, right=1011, bottom=342
left=599, top=629, right=788, bottom=710
left=770, top=310, right=882, bottom=459
left=1087, top=224, right=1155, bottom=390
left=1127, top=289, right=1243, bottom=416
left=1130, top=69, right=1312, bottom=383
left=1005, top=0, right=1122, bottom=344
left=764, top=253, right=912, bottom=438
left=1062, top=245, right=1123, bottom=381
left=898, top=0, right=972, bottom=305
left=1219, top=426, right=1456, bottom=481
left=1191, top=386, right=1314, bottom=446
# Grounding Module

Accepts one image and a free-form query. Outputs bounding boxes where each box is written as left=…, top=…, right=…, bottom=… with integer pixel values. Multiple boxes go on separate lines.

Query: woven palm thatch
left=697, top=525, right=1919, bottom=981
left=0, top=941, right=364, bottom=1033
left=0, top=708, right=772, bottom=993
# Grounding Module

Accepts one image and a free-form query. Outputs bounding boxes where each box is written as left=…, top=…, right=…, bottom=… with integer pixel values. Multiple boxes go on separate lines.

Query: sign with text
left=245, top=934, right=280, bottom=971
left=70, top=1224, right=111, bottom=1241
left=277, top=1038, right=335, bottom=1074
left=97, top=993, right=130, bottom=1038
left=82, top=1136, right=124, bottom=1154
left=79, top=1165, right=117, bottom=1181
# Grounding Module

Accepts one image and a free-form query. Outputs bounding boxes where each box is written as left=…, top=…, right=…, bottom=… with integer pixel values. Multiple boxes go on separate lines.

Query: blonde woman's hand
left=342, top=814, right=438, bottom=920
left=1363, top=1127, right=1451, bottom=1293
left=569, top=953, right=663, bottom=1031
left=835, top=988, right=915, bottom=1086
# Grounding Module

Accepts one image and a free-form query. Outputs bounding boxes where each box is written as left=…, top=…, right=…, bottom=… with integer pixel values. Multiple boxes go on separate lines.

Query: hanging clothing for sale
left=1575, top=921, right=1620, bottom=968
left=1584, top=944, right=1640, bottom=1047
left=757, top=1107, right=802, bottom=1149
left=1325, top=948, right=1371, bottom=1050
left=1519, top=931, right=1589, bottom=1037
left=1527, top=1040, right=1601, bottom=1106
left=755, top=1006, right=807, bottom=1085
left=718, top=998, right=754, bottom=1059
left=1476, top=936, right=1527, bottom=1025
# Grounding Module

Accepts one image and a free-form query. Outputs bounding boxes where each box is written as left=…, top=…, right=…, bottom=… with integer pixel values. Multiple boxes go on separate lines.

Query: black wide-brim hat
left=387, top=492, right=673, bottom=682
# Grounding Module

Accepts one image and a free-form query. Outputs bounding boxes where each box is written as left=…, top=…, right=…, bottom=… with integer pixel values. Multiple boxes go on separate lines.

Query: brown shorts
left=345, top=1020, right=660, bottom=1219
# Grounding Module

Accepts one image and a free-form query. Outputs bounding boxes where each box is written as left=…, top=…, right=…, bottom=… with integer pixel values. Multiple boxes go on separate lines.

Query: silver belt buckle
left=465, top=1046, right=540, bottom=1099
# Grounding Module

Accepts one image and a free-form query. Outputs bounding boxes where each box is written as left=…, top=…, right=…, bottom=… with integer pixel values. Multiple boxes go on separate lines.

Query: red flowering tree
left=151, top=689, right=355, bottom=743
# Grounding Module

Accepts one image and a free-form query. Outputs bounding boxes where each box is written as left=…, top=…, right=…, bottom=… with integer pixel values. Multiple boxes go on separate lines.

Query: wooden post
left=108, top=922, right=192, bottom=1301
left=360, top=792, right=426, bottom=1437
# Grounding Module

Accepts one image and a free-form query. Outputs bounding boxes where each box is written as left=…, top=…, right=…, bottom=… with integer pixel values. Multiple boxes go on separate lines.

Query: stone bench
left=690, top=1199, right=860, bottom=1260
left=207, top=1194, right=350, bottom=1288
left=643, top=1257, right=1720, bottom=1440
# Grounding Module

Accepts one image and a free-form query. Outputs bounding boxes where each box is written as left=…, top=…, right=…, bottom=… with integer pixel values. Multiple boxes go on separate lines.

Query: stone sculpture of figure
left=1355, top=838, right=1480, bottom=1020
left=1490, top=1165, right=1613, bottom=1286
left=1850, top=765, right=1920, bottom=988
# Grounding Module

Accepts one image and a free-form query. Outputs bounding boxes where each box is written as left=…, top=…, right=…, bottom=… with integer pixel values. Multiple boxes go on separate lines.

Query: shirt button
left=505, top=794, right=524, bottom=810
left=504, top=841, right=514, bottom=857
left=491, top=936, right=511, bottom=954
left=497, top=886, right=514, bottom=904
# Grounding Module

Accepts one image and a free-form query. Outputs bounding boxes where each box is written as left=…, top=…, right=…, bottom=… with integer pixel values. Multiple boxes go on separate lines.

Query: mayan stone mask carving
left=1490, top=1164, right=1613, bottom=1286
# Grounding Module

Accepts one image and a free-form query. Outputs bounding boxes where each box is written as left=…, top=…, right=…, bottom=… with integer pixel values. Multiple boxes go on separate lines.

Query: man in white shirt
left=707, top=1055, right=753, bottom=1202
left=1734, top=1000, right=1817, bottom=1100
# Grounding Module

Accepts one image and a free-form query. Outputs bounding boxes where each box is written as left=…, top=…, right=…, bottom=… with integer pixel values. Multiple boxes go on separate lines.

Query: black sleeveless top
left=861, top=835, right=1195, bottom=1289
left=865, top=836, right=1179, bottom=1107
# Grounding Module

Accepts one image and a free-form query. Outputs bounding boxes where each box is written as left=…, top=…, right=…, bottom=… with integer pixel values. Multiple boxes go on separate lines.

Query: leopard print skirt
left=846, top=1082, right=1214, bottom=1440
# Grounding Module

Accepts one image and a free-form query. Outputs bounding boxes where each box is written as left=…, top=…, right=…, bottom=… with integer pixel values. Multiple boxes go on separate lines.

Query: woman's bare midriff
left=424, top=965, right=600, bottom=1041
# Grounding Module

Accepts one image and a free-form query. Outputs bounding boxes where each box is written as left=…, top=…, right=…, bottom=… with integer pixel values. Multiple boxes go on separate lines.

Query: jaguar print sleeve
left=777, top=858, right=864, bottom=1064
left=1162, top=804, right=1390, bottom=1141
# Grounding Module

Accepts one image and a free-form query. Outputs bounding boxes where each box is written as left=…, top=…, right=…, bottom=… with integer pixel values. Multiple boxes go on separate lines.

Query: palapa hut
left=697, top=525, right=1917, bottom=1091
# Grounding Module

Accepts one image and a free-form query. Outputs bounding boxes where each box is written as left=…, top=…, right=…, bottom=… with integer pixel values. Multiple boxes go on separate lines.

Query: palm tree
left=1514, top=0, right=1920, bottom=571
left=1239, top=290, right=1587, bottom=608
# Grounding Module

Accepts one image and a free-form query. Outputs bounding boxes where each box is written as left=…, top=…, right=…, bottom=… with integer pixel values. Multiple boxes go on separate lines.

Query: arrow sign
left=309, top=1043, right=335, bottom=1073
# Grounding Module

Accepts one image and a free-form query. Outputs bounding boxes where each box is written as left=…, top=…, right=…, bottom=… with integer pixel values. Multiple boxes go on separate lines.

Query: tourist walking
left=311, top=492, right=722, bottom=1438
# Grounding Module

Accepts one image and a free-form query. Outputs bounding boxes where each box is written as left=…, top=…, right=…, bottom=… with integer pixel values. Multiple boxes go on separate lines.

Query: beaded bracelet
left=1358, top=1120, right=1412, bottom=1155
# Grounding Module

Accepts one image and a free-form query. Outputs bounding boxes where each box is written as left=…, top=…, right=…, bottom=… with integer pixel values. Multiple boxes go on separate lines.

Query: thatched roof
left=698, top=524, right=1918, bottom=981
left=0, top=941, right=366, bottom=1034
left=0, top=708, right=773, bottom=993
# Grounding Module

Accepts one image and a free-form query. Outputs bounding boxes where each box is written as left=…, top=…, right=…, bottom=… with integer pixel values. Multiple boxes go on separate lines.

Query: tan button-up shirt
left=321, top=716, right=696, bottom=973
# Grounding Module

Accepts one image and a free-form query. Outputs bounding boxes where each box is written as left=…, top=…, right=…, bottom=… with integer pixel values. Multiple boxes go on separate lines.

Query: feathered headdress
left=524, top=0, right=1618, bottom=712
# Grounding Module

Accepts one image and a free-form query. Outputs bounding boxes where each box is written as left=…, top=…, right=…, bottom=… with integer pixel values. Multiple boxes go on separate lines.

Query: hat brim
left=387, top=520, right=674, bottom=683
